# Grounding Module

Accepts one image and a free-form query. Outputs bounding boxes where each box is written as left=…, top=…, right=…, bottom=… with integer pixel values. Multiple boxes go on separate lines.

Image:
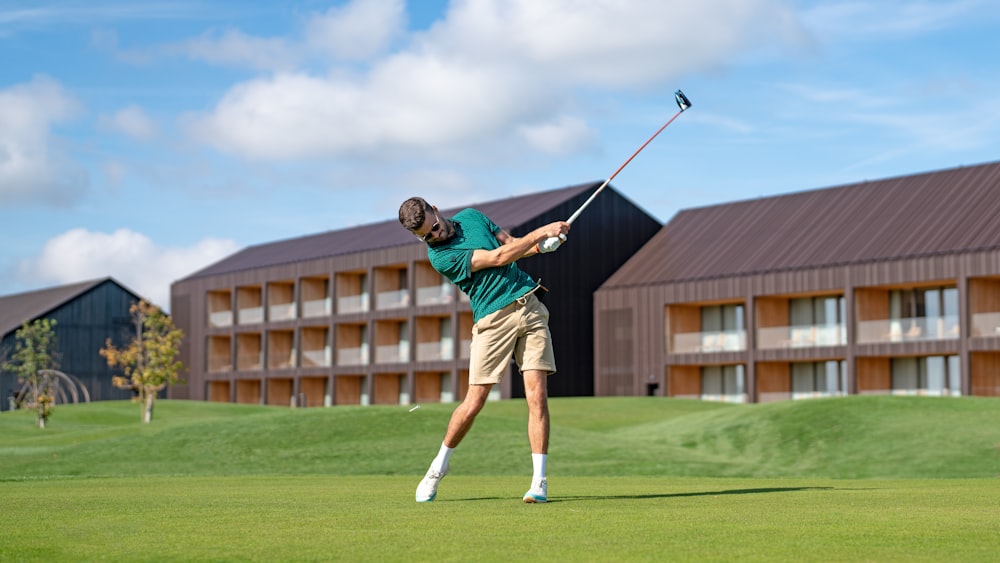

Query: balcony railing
left=672, top=330, right=747, bottom=353
left=268, top=303, right=295, bottom=322
left=700, top=392, right=747, bottom=404
left=460, top=338, right=472, bottom=360
left=337, top=347, right=368, bottom=366
left=207, top=357, right=231, bottom=372
left=376, top=289, right=409, bottom=310
left=856, top=315, right=959, bottom=344
left=416, top=341, right=454, bottom=362
left=375, top=343, right=409, bottom=363
left=238, top=307, right=263, bottom=325
left=759, top=390, right=845, bottom=403
left=236, top=354, right=262, bottom=371
left=302, top=298, right=331, bottom=318
left=971, top=312, right=1000, bottom=337
left=301, top=348, right=331, bottom=368
left=757, top=324, right=846, bottom=350
left=209, top=310, right=233, bottom=327
left=416, top=284, right=453, bottom=306
left=337, top=294, right=369, bottom=314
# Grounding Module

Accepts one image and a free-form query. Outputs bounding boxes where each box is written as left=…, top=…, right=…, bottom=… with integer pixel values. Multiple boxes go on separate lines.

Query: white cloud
left=165, top=0, right=405, bottom=71
left=173, top=28, right=300, bottom=72
left=100, top=104, right=159, bottom=140
left=305, top=0, right=405, bottom=60
left=0, top=75, right=86, bottom=207
left=517, top=115, right=595, bottom=155
left=185, top=0, right=809, bottom=161
left=435, top=0, right=807, bottom=87
left=18, top=228, right=240, bottom=310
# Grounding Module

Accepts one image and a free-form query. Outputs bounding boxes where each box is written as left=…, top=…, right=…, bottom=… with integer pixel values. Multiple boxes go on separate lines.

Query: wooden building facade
left=169, top=183, right=661, bottom=406
left=594, top=161, right=1000, bottom=402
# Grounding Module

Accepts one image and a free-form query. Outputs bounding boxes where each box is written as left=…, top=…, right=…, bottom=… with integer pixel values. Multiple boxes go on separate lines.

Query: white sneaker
left=415, top=465, right=447, bottom=502
left=522, top=478, right=547, bottom=503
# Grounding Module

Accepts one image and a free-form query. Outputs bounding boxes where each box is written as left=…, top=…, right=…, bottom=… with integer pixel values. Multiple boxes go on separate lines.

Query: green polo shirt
left=427, top=208, right=536, bottom=322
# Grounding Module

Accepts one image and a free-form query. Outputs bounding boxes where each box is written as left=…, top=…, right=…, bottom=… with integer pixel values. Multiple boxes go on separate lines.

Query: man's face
left=413, top=209, right=448, bottom=244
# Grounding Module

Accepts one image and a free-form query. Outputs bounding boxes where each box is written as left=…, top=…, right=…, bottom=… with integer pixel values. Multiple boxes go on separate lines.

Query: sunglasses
left=418, top=212, right=443, bottom=243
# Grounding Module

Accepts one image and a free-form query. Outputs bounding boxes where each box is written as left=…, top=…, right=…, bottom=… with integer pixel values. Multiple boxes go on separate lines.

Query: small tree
left=101, top=300, right=184, bottom=423
left=2, top=319, right=60, bottom=428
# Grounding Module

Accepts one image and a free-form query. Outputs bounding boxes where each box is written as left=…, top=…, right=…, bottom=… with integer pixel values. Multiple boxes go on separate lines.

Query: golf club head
left=674, top=90, right=691, bottom=111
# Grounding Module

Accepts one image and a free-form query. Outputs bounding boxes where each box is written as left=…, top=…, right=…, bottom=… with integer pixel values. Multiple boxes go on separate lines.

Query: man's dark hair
left=399, top=197, right=431, bottom=232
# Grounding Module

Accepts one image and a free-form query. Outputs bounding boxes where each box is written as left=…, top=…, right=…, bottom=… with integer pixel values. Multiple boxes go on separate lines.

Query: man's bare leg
left=523, top=370, right=549, bottom=453
left=416, top=384, right=493, bottom=502
left=442, top=383, right=493, bottom=448
left=522, top=370, right=550, bottom=503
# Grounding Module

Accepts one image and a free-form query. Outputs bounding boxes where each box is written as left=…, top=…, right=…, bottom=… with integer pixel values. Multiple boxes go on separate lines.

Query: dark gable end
left=0, top=277, right=147, bottom=406
left=0, top=277, right=148, bottom=338
left=603, top=161, right=1000, bottom=288
left=181, top=182, right=601, bottom=280
left=0, top=278, right=127, bottom=338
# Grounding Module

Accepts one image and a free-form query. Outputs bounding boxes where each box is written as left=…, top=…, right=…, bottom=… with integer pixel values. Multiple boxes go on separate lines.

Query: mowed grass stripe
left=2, top=396, right=999, bottom=479
left=2, top=476, right=998, bottom=562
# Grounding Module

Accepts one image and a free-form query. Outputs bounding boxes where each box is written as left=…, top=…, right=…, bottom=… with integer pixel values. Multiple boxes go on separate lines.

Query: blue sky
left=2, top=0, right=999, bottom=309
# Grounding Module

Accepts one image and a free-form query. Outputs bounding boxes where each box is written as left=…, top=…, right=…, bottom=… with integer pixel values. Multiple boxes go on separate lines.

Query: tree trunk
left=37, top=412, right=45, bottom=429
left=143, top=392, right=155, bottom=423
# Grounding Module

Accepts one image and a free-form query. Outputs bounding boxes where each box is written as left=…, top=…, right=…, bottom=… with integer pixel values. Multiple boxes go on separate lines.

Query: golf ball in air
left=409, top=405, right=421, bottom=412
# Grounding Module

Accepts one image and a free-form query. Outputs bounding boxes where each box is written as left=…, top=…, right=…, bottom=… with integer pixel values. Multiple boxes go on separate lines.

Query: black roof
left=0, top=278, right=141, bottom=337
left=181, top=181, right=602, bottom=279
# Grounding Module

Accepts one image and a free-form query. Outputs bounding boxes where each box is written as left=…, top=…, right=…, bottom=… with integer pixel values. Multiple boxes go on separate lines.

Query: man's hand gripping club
left=534, top=222, right=570, bottom=254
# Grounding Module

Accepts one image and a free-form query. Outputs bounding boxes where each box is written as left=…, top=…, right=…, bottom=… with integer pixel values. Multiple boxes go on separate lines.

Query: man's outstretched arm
left=469, top=221, right=569, bottom=272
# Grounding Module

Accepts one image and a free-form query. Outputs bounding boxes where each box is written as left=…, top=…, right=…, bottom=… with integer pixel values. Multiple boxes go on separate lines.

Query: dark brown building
left=0, top=278, right=144, bottom=410
left=169, top=183, right=661, bottom=406
left=594, top=161, right=1000, bottom=401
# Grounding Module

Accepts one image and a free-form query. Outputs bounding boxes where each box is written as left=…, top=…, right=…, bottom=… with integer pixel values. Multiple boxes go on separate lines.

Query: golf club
left=567, top=89, right=692, bottom=225
left=537, top=90, right=691, bottom=253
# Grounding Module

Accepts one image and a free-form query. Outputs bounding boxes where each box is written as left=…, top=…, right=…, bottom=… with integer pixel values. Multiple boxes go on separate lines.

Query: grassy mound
left=1, top=395, right=997, bottom=479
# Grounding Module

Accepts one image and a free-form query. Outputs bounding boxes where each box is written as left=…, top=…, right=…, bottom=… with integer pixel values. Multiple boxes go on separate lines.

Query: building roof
left=602, top=160, right=1000, bottom=288
left=182, top=181, right=602, bottom=279
left=0, top=278, right=139, bottom=338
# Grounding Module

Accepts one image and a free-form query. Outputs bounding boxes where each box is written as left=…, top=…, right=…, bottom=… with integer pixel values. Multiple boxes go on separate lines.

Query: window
left=207, top=290, right=233, bottom=327
left=891, top=355, right=961, bottom=396
left=336, top=272, right=369, bottom=314
left=267, top=281, right=296, bottom=322
left=301, top=327, right=331, bottom=367
left=300, top=277, right=331, bottom=318
left=789, top=296, right=846, bottom=346
left=791, top=361, right=846, bottom=399
left=236, top=286, right=263, bottom=325
left=702, top=304, right=743, bottom=332
left=889, top=287, right=959, bottom=340
left=702, top=365, right=745, bottom=403
left=701, top=304, right=745, bottom=352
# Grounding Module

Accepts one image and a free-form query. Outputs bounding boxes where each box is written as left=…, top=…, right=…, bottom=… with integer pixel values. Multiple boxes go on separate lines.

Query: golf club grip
left=567, top=179, right=611, bottom=225
left=566, top=107, right=684, bottom=225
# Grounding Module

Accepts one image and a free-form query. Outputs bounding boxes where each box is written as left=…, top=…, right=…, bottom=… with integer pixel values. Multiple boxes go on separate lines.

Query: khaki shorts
left=468, top=291, right=556, bottom=385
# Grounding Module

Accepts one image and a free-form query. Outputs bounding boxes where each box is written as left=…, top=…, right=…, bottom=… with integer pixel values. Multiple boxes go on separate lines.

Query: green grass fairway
left=2, top=396, right=999, bottom=561
left=3, top=476, right=998, bottom=562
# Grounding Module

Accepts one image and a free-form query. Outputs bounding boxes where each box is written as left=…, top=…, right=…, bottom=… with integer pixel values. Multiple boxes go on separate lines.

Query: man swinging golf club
left=399, top=197, right=570, bottom=503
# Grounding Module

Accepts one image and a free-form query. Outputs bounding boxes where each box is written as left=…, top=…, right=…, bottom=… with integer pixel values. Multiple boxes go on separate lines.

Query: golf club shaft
left=566, top=107, right=685, bottom=225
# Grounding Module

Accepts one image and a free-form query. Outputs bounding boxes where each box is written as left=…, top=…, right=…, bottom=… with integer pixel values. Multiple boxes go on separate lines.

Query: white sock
left=431, top=443, right=454, bottom=473
left=532, top=453, right=547, bottom=481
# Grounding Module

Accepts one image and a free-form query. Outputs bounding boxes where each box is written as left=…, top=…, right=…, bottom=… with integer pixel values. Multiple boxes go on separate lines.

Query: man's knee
left=523, top=372, right=548, bottom=406
left=463, top=384, right=492, bottom=411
